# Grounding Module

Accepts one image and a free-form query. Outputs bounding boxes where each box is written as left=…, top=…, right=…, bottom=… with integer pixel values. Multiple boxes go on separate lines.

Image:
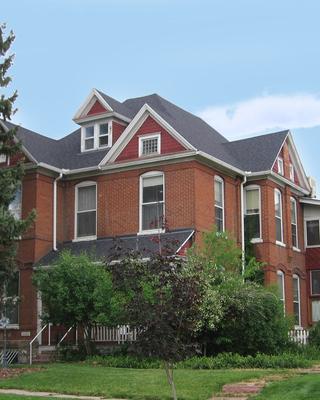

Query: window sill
left=0, top=325, right=19, bottom=330
left=138, top=230, right=165, bottom=236
left=73, top=236, right=97, bottom=242
left=276, top=241, right=286, bottom=247
left=251, top=238, right=263, bottom=244
left=293, top=246, right=301, bottom=253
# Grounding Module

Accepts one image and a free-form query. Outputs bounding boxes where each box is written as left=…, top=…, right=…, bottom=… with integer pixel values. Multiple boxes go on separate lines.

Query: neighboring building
left=0, top=89, right=316, bottom=361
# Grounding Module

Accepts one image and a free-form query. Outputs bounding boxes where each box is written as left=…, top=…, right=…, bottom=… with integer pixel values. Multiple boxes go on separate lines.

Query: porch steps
left=210, top=381, right=265, bottom=399
left=33, top=349, right=55, bottom=364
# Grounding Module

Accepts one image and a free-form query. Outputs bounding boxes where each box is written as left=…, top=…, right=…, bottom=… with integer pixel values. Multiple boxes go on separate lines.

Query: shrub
left=308, top=324, right=320, bottom=348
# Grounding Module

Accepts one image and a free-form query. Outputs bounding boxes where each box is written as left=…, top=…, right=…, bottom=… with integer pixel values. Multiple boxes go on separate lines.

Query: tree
left=32, top=250, right=122, bottom=356
left=187, top=226, right=292, bottom=356
left=107, top=237, right=204, bottom=400
left=0, top=22, right=36, bottom=283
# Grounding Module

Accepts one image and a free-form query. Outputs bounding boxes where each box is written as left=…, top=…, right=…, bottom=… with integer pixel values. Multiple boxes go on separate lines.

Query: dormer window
left=81, top=121, right=111, bottom=152
left=139, top=133, right=161, bottom=157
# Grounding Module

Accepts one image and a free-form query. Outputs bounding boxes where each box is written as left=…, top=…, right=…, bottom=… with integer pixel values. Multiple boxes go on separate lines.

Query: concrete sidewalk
left=0, top=388, right=126, bottom=399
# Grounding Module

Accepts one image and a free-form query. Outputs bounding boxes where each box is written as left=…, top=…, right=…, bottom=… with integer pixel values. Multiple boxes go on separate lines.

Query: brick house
left=0, top=88, right=315, bottom=361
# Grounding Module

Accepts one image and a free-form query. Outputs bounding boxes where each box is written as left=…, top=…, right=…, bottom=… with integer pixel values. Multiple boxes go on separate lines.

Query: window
left=277, top=270, right=285, bottom=310
left=81, top=121, right=111, bottom=152
left=311, top=270, right=320, bottom=295
left=290, top=197, right=298, bottom=248
left=306, top=220, right=320, bottom=246
left=275, top=189, right=283, bottom=243
left=0, top=154, right=6, bottom=163
left=8, top=185, right=22, bottom=220
left=75, top=182, right=97, bottom=239
left=215, top=176, right=224, bottom=232
left=1, top=271, right=19, bottom=325
left=290, top=164, right=294, bottom=181
left=139, top=133, right=161, bottom=157
left=293, top=274, right=300, bottom=326
left=245, top=186, right=261, bottom=240
left=140, top=171, right=164, bottom=232
left=278, top=158, right=284, bottom=175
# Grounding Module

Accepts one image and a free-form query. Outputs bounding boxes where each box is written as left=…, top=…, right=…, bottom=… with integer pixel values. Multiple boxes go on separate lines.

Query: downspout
left=53, top=172, right=63, bottom=251
left=240, top=173, right=248, bottom=277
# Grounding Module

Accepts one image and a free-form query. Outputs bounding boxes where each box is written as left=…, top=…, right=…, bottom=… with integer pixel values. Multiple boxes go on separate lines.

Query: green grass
left=0, top=363, right=284, bottom=400
left=252, top=373, right=320, bottom=399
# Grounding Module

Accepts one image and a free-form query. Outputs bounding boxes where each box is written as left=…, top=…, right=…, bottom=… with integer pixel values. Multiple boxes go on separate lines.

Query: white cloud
left=197, top=94, right=320, bottom=139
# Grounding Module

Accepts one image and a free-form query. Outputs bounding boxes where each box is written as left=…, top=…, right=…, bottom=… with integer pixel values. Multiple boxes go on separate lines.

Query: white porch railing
left=91, top=325, right=137, bottom=344
left=289, top=329, right=309, bottom=345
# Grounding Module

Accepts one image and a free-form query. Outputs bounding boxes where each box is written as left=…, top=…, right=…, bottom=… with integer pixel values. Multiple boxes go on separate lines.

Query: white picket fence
left=289, top=329, right=309, bottom=345
left=91, top=325, right=137, bottom=344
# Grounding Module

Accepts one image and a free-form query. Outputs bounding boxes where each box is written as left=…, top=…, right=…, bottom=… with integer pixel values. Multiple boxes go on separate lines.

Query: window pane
left=246, top=190, right=259, bottom=213
left=292, top=225, right=297, bottom=247
left=99, top=123, right=108, bottom=136
left=99, top=136, right=108, bottom=147
left=78, top=186, right=96, bottom=212
left=277, top=273, right=284, bottom=300
left=215, top=207, right=223, bottom=232
left=99, top=124, right=108, bottom=147
left=276, top=218, right=282, bottom=242
left=85, top=138, right=94, bottom=150
left=143, top=176, right=163, bottom=203
left=291, top=200, right=297, bottom=224
left=307, top=220, right=320, bottom=246
left=77, top=211, right=96, bottom=237
left=142, top=138, right=158, bottom=155
left=2, top=271, right=19, bottom=325
left=9, top=186, right=22, bottom=220
left=245, top=214, right=260, bottom=239
left=312, top=300, right=320, bottom=322
left=293, top=302, right=300, bottom=325
left=311, top=271, right=320, bottom=295
left=85, top=126, right=94, bottom=138
left=275, top=192, right=281, bottom=217
left=215, top=180, right=222, bottom=207
left=142, top=203, right=164, bottom=230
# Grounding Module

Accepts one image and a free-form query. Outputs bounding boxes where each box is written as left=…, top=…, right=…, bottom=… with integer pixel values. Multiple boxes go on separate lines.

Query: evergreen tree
left=0, top=22, right=36, bottom=283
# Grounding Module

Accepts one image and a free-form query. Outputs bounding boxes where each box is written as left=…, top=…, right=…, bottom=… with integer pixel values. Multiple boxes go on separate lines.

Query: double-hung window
left=277, top=270, right=285, bottom=311
left=8, top=185, right=22, bottom=220
left=214, top=176, right=224, bottom=232
left=1, top=271, right=19, bottom=325
left=277, top=158, right=284, bottom=175
left=245, top=186, right=261, bottom=240
left=293, top=274, right=301, bottom=326
left=290, top=197, right=298, bottom=249
left=275, top=189, right=283, bottom=243
left=75, top=182, right=97, bottom=239
left=139, top=133, right=161, bottom=157
left=140, top=171, right=164, bottom=232
left=306, top=220, right=320, bottom=246
left=81, top=121, right=111, bottom=152
left=311, top=271, right=320, bottom=322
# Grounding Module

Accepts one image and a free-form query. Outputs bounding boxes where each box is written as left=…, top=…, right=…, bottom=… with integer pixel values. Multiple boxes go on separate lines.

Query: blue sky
left=3, top=0, right=320, bottom=196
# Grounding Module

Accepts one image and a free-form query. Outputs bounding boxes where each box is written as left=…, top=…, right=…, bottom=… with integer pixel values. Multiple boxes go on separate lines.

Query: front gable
left=272, top=132, right=310, bottom=192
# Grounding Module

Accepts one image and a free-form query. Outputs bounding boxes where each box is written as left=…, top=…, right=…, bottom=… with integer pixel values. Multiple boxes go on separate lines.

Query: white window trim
left=74, top=181, right=97, bottom=241
left=81, top=120, right=112, bottom=152
left=305, top=219, right=320, bottom=248
left=244, top=185, right=262, bottom=242
left=139, top=170, right=165, bottom=234
left=277, top=270, right=286, bottom=313
left=138, top=133, right=161, bottom=157
left=214, top=175, right=224, bottom=232
left=278, top=157, right=284, bottom=175
left=293, top=274, right=301, bottom=327
left=275, top=188, right=284, bottom=245
left=290, top=164, right=294, bottom=181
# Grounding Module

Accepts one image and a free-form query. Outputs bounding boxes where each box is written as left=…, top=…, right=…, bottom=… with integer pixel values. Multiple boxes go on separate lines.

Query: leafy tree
left=188, top=226, right=292, bottom=356
left=0, top=22, right=36, bottom=282
left=32, top=250, right=122, bottom=356
left=107, top=237, right=204, bottom=400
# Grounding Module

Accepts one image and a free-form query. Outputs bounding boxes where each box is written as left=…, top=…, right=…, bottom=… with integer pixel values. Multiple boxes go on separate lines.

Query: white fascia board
left=299, top=197, right=320, bottom=205
left=287, top=131, right=310, bottom=191
left=72, top=88, right=113, bottom=121
left=268, top=171, right=310, bottom=196
left=100, top=104, right=196, bottom=166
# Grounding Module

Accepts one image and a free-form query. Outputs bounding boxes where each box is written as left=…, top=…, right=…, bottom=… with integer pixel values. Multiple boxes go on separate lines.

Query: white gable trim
left=72, top=88, right=114, bottom=121
left=286, top=131, right=310, bottom=191
left=99, top=104, right=195, bottom=165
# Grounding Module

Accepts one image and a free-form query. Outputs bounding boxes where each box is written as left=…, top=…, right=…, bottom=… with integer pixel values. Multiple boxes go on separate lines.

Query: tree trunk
left=164, top=361, right=177, bottom=400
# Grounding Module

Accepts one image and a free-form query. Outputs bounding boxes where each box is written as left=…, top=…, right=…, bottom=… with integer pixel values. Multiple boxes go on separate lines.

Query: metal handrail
left=29, top=324, right=48, bottom=364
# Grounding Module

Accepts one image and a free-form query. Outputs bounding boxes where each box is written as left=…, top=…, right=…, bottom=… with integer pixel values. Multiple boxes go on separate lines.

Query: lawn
left=0, top=363, right=286, bottom=400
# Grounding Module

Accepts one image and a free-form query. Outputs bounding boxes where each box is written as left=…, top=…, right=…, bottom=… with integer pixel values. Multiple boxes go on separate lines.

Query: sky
left=2, top=0, right=320, bottom=196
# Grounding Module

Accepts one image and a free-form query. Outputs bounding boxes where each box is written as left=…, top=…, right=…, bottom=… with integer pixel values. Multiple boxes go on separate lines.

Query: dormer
left=73, top=89, right=130, bottom=153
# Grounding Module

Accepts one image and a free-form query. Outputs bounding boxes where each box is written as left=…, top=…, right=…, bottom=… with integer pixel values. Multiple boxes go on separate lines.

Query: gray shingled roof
left=4, top=91, right=289, bottom=174
left=36, top=229, right=194, bottom=266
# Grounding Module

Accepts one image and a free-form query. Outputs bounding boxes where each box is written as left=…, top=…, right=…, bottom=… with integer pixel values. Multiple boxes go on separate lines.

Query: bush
left=308, top=324, right=320, bottom=348
left=55, top=342, right=87, bottom=362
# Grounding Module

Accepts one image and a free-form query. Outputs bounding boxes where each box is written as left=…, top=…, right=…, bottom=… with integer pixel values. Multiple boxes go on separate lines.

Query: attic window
left=290, top=164, right=294, bottom=181
left=139, top=133, right=161, bottom=157
left=277, top=158, right=284, bottom=175
left=81, top=121, right=111, bottom=152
